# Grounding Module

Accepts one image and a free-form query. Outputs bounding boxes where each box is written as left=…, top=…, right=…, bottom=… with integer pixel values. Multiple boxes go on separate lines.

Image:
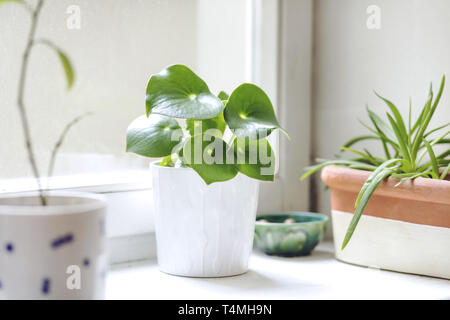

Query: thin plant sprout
left=301, top=76, right=449, bottom=249
left=1, top=0, right=91, bottom=205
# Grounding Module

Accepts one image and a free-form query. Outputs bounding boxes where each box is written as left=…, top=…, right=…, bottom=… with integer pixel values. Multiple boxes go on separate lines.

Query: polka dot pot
left=0, top=192, right=107, bottom=299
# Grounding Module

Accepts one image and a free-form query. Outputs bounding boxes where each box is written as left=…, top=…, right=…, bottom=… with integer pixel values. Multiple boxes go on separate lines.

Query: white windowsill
left=0, top=170, right=156, bottom=264
left=106, top=241, right=450, bottom=300
left=0, top=170, right=152, bottom=194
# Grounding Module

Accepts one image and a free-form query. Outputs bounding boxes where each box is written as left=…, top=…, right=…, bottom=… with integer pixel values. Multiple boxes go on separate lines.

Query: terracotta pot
left=321, top=165, right=450, bottom=279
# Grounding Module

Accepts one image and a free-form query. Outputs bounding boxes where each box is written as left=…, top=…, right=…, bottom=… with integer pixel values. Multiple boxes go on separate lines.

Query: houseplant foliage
left=302, top=76, right=449, bottom=249
left=2, top=0, right=90, bottom=205
left=127, top=64, right=284, bottom=184
left=127, top=65, right=285, bottom=277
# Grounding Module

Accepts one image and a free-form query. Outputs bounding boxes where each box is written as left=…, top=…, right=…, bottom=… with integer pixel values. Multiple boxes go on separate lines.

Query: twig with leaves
left=1, top=0, right=91, bottom=205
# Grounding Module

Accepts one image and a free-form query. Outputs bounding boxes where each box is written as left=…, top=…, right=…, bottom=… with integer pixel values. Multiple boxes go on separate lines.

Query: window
left=0, top=0, right=284, bottom=263
left=0, top=0, right=252, bottom=179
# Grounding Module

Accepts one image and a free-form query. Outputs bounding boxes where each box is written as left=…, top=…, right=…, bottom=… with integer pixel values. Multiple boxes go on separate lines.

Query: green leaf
left=342, top=135, right=380, bottom=149
left=233, top=137, right=275, bottom=181
left=440, top=163, right=450, bottom=180
left=340, top=147, right=379, bottom=166
left=0, top=0, right=22, bottom=7
left=145, top=64, right=224, bottom=119
left=300, top=160, right=377, bottom=181
left=416, top=130, right=449, bottom=164
left=182, top=134, right=238, bottom=184
left=366, top=107, right=396, bottom=142
left=366, top=108, right=398, bottom=158
left=160, top=155, right=175, bottom=167
left=437, top=149, right=450, bottom=159
left=218, top=91, right=229, bottom=101
left=342, top=168, right=393, bottom=249
left=412, top=76, right=445, bottom=157
left=56, top=49, right=75, bottom=89
left=186, top=112, right=226, bottom=138
left=424, top=122, right=449, bottom=138
left=411, top=100, right=429, bottom=136
left=394, top=172, right=431, bottom=187
left=374, top=93, right=409, bottom=145
left=386, top=113, right=411, bottom=164
left=126, top=114, right=183, bottom=158
left=36, top=40, right=75, bottom=89
left=408, top=98, right=412, bottom=135
left=224, top=83, right=280, bottom=139
left=354, top=158, right=402, bottom=208
left=423, top=140, right=439, bottom=178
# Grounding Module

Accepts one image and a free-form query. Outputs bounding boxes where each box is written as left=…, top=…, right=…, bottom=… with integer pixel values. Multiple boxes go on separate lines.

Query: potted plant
left=126, top=64, right=284, bottom=277
left=0, top=0, right=107, bottom=299
left=302, top=77, right=450, bottom=279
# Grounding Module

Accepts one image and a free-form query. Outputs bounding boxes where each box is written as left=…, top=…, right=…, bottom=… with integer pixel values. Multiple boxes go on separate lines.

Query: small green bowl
left=254, top=212, right=328, bottom=257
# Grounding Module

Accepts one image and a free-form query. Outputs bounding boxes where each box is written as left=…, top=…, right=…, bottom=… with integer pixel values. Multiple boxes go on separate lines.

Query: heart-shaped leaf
left=224, top=83, right=280, bottom=139
left=233, top=137, right=275, bottom=181
left=186, top=112, right=226, bottom=138
left=126, top=114, right=182, bottom=157
left=182, top=134, right=237, bottom=184
left=146, top=65, right=224, bottom=119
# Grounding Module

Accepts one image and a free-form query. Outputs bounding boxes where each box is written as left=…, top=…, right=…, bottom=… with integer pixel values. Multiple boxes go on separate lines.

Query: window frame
left=0, top=0, right=314, bottom=264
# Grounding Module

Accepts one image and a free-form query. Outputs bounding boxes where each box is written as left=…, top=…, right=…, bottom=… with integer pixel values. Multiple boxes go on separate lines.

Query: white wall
left=312, top=0, right=450, bottom=221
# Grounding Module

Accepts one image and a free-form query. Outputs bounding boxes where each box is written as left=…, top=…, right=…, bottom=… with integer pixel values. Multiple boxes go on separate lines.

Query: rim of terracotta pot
left=0, top=191, right=106, bottom=216
left=321, top=165, right=450, bottom=205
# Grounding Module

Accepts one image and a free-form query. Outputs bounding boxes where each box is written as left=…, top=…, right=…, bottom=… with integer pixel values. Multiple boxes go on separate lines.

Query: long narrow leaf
left=440, top=163, right=450, bottom=180
left=437, top=149, right=450, bottom=159
left=342, top=135, right=380, bottom=149
left=367, top=107, right=396, bottom=141
left=386, top=113, right=411, bottom=164
left=394, top=172, right=431, bottom=187
left=375, top=93, right=409, bottom=145
left=35, top=39, right=75, bottom=89
left=423, top=140, right=439, bottom=178
left=408, top=98, right=412, bottom=135
left=342, top=168, right=393, bottom=249
left=300, top=160, right=377, bottom=180
left=424, top=122, right=449, bottom=138
left=416, top=130, right=449, bottom=164
left=340, top=147, right=379, bottom=166
left=412, top=76, right=445, bottom=157
left=354, top=158, right=402, bottom=208
left=411, top=101, right=428, bottom=136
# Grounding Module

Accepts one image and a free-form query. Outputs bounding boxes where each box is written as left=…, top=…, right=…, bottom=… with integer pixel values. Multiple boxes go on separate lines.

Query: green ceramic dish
left=254, top=212, right=328, bottom=257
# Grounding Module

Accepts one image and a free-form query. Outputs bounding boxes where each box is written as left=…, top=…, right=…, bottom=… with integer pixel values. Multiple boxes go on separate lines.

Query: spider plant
left=301, top=76, right=450, bottom=249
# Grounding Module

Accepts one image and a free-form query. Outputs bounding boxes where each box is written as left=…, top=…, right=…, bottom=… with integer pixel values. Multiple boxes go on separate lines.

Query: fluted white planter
left=0, top=192, right=107, bottom=300
left=152, top=162, right=260, bottom=277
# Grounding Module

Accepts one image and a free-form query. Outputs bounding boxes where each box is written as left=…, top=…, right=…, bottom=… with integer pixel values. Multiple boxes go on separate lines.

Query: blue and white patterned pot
left=0, top=192, right=107, bottom=299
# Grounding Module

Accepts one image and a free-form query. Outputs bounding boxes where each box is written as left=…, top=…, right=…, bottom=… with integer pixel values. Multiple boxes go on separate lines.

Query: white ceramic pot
left=0, top=192, right=107, bottom=299
left=152, top=162, right=260, bottom=277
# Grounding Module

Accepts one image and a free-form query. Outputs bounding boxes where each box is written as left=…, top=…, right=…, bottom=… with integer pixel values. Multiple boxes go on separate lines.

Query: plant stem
left=17, top=0, right=46, bottom=205
left=47, top=112, right=92, bottom=189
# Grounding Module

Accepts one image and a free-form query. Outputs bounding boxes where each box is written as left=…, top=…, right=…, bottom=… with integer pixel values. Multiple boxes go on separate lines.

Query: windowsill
left=0, top=170, right=156, bottom=263
left=0, top=170, right=152, bottom=194
left=105, top=241, right=450, bottom=300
